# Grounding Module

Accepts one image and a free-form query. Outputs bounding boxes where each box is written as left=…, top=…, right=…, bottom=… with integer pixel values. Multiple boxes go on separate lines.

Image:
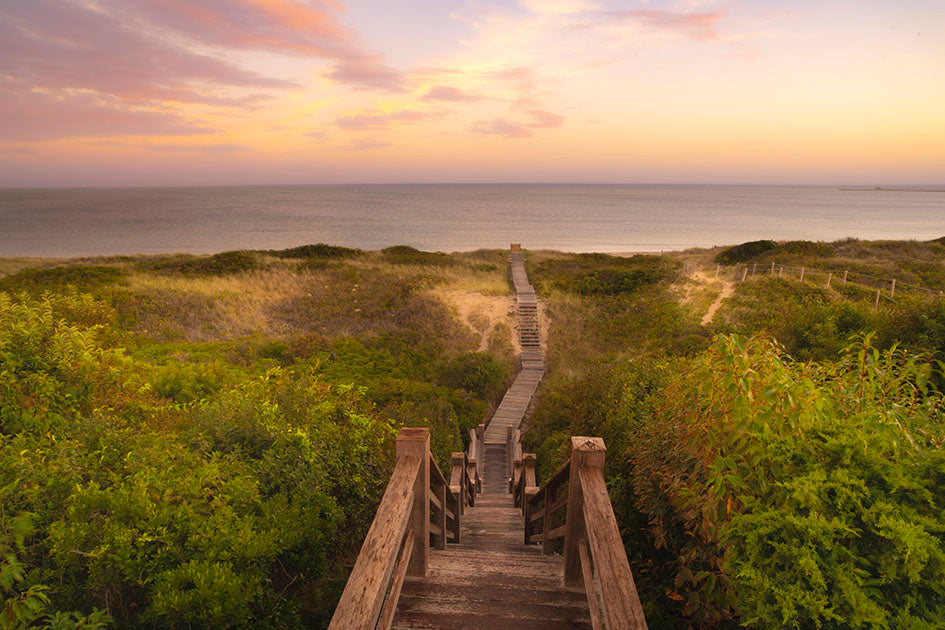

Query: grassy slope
left=0, top=246, right=516, bottom=628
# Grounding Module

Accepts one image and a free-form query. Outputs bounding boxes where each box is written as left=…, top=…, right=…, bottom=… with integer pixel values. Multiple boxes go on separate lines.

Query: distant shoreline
left=839, top=187, right=945, bottom=192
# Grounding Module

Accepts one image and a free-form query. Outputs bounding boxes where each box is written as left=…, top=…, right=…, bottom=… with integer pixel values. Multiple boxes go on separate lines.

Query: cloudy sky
left=1, top=0, right=943, bottom=185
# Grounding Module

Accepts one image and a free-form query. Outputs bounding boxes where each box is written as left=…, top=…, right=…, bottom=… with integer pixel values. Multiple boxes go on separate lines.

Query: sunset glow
left=1, top=0, right=943, bottom=185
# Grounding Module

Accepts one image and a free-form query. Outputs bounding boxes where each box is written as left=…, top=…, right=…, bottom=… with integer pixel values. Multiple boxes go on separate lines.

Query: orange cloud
left=336, top=109, right=447, bottom=131
left=610, top=9, right=724, bottom=41
left=471, top=109, right=565, bottom=138
left=421, top=86, right=488, bottom=103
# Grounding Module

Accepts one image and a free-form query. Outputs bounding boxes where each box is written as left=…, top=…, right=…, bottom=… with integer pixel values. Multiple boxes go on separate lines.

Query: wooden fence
left=328, top=427, right=478, bottom=630
left=509, top=432, right=649, bottom=630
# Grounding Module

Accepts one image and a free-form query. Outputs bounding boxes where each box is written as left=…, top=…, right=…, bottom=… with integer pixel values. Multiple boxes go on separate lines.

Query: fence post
left=826, top=272, right=832, bottom=288
left=771, top=261, right=775, bottom=274
left=779, top=266, right=783, bottom=278
left=890, top=278, right=896, bottom=299
left=396, top=428, right=430, bottom=577
left=741, top=267, right=748, bottom=282
left=843, top=270, right=848, bottom=290
left=751, top=263, right=757, bottom=276
left=799, top=266, right=805, bottom=282
left=874, top=288, right=881, bottom=309
left=564, top=437, right=606, bottom=590
left=715, top=264, right=720, bottom=278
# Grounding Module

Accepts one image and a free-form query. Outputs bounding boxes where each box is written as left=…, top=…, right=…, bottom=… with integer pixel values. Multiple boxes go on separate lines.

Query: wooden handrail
left=525, top=436, right=648, bottom=630
left=330, top=427, right=484, bottom=629
left=468, top=425, right=484, bottom=492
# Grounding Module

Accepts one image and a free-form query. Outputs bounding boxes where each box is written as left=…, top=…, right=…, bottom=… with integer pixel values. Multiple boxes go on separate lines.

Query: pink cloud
left=344, top=138, right=392, bottom=151
left=471, top=109, right=565, bottom=139
left=0, top=0, right=407, bottom=140
left=483, top=66, right=552, bottom=109
left=105, top=0, right=406, bottom=91
left=608, top=9, right=725, bottom=41
left=141, top=143, right=254, bottom=153
left=325, top=56, right=406, bottom=92
left=0, top=86, right=214, bottom=141
left=0, top=1, right=292, bottom=103
left=471, top=119, right=533, bottom=138
left=526, top=110, right=565, bottom=129
left=336, top=109, right=446, bottom=131
left=421, top=85, right=487, bottom=103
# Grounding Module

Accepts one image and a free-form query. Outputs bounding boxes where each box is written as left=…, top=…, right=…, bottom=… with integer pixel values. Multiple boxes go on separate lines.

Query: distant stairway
left=328, top=246, right=647, bottom=630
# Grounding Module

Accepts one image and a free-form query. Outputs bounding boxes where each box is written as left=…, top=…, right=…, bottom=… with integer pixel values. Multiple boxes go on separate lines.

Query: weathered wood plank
left=328, top=454, right=421, bottom=630
left=579, top=466, right=648, bottom=629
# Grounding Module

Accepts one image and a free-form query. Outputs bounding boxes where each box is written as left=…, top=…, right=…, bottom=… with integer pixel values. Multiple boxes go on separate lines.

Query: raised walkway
left=388, top=245, right=587, bottom=628
left=329, top=245, right=646, bottom=630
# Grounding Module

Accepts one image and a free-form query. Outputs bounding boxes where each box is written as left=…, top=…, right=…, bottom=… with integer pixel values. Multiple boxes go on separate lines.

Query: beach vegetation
left=380, top=245, right=455, bottom=266
left=714, top=240, right=777, bottom=264
left=0, top=244, right=514, bottom=628
left=0, top=264, right=125, bottom=295
left=267, top=244, right=361, bottom=259
left=136, top=250, right=263, bottom=276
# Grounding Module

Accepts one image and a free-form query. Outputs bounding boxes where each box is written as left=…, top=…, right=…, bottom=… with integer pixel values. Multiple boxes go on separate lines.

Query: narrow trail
left=701, top=279, right=734, bottom=325
left=389, top=247, right=595, bottom=629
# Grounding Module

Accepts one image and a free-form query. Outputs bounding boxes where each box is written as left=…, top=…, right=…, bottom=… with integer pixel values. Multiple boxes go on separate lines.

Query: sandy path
left=432, top=288, right=516, bottom=351
left=701, top=280, right=734, bottom=325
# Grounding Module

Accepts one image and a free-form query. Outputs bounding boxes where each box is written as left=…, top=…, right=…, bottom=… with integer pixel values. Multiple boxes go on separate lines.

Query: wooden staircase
left=328, top=246, right=647, bottom=630
left=392, top=492, right=593, bottom=629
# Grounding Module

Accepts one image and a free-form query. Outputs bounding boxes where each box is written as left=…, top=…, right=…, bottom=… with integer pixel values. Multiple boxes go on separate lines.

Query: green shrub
left=438, top=352, right=509, bottom=400
left=137, top=251, right=261, bottom=276
left=268, top=244, right=360, bottom=259
left=776, top=240, right=834, bottom=257
left=0, top=293, right=131, bottom=434
left=624, top=335, right=945, bottom=628
left=380, top=246, right=454, bottom=266
left=568, top=268, right=666, bottom=295
left=0, top=265, right=124, bottom=295
left=715, top=240, right=777, bottom=264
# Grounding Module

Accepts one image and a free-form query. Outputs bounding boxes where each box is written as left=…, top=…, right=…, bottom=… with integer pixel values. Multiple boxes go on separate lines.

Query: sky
left=1, top=0, right=943, bottom=186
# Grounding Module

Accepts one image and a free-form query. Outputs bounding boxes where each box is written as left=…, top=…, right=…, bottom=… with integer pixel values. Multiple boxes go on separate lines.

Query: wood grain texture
left=392, top=492, right=592, bottom=629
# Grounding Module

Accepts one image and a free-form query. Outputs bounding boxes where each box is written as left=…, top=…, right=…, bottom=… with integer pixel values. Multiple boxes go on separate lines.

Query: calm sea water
left=0, top=185, right=942, bottom=257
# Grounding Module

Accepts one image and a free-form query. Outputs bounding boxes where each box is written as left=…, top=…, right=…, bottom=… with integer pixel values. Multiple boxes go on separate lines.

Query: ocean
left=0, top=184, right=942, bottom=258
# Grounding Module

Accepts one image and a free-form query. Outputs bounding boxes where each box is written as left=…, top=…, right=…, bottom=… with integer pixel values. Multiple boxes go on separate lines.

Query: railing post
left=507, top=426, right=514, bottom=489
left=523, top=453, right=538, bottom=510
left=466, top=457, right=478, bottom=506
left=475, top=424, right=485, bottom=483
left=450, top=452, right=465, bottom=517
left=512, top=458, right=523, bottom=503
left=542, top=480, right=558, bottom=555
left=397, top=428, right=429, bottom=577
left=564, top=437, right=606, bottom=590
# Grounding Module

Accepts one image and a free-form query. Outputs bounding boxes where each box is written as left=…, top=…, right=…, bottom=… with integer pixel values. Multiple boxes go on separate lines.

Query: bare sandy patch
left=432, top=287, right=516, bottom=352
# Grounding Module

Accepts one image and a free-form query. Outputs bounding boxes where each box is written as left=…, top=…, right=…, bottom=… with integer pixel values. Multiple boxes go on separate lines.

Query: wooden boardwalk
left=329, top=246, right=646, bottom=630
left=389, top=245, right=583, bottom=628
left=393, top=495, right=592, bottom=629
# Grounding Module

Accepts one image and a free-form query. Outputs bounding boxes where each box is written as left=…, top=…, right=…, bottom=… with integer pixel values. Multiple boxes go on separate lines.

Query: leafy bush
left=0, top=265, right=124, bottom=295
left=138, top=251, right=261, bottom=276
left=438, top=352, right=509, bottom=400
left=623, top=335, right=945, bottom=628
left=268, top=244, right=361, bottom=259
left=776, top=240, right=834, bottom=257
left=0, top=292, right=131, bottom=435
left=715, top=240, right=777, bottom=264
left=568, top=268, right=666, bottom=295
left=380, top=246, right=454, bottom=266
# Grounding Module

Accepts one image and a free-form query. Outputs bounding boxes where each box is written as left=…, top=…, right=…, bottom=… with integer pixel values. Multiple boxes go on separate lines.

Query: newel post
left=564, top=437, right=606, bottom=590
left=451, top=452, right=466, bottom=518
left=397, top=428, right=430, bottom=577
